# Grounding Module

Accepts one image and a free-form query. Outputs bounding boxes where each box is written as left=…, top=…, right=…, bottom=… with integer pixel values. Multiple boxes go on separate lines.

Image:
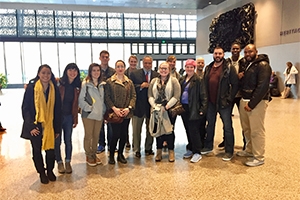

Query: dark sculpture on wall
left=208, top=3, right=256, bottom=53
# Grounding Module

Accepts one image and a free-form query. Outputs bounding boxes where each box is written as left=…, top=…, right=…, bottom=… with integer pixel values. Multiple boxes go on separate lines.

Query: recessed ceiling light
left=162, top=11, right=164, bottom=13
left=173, top=6, right=176, bottom=8
left=208, top=1, right=212, bottom=4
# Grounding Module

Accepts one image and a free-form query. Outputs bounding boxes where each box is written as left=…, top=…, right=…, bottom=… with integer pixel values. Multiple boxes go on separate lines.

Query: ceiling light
left=208, top=1, right=212, bottom=4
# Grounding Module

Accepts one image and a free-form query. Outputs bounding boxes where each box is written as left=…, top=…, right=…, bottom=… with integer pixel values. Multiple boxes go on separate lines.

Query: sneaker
left=190, top=153, right=202, bottom=163
left=95, top=157, right=102, bottom=165
left=86, top=157, right=97, bottom=167
left=183, top=150, right=193, bottom=159
left=57, top=162, right=65, bottom=174
left=244, top=158, right=264, bottom=167
left=201, top=148, right=213, bottom=155
left=222, top=153, right=233, bottom=161
left=218, top=141, right=225, bottom=148
left=236, top=151, right=253, bottom=157
left=65, top=162, right=72, bottom=173
left=97, top=145, right=105, bottom=154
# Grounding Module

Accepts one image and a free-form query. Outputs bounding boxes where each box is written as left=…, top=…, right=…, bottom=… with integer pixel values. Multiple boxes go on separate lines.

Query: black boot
left=47, top=170, right=56, bottom=182
left=108, top=155, right=115, bottom=165
left=45, top=149, right=56, bottom=181
left=39, top=172, right=49, bottom=184
left=117, top=154, right=127, bottom=164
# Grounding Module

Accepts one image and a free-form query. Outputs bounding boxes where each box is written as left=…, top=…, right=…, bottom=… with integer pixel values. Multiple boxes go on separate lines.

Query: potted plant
left=0, top=73, right=8, bottom=90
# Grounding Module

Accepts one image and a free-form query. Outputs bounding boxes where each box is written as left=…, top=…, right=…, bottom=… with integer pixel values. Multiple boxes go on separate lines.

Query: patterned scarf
left=34, top=80, right=55, bottom=150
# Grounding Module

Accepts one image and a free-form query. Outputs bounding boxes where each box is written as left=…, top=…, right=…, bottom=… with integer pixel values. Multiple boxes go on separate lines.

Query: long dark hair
left=33, top=64, right=57, bottom=85
left=60, top=63, right=81, bottom=88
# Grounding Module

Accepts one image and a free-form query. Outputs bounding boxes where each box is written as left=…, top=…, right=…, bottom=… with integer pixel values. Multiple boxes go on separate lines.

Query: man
left=130, top=56, right=159, bottom=158
left=237, top=44, right=271, bottom=167
left=196, top=57, right=205, bottom=78
left=201, top=46, right=239, bottom=161
left=218, top=42, right=246, bottom=149
left=97, top=50, right=116, bottom=153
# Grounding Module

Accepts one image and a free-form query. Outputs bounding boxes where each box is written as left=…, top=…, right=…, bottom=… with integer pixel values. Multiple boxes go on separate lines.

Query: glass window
left=0, top=9, right=17, bottom=36
left=139, top=43, right=144, bottom=54
left=123, top=43, right=133, bottom=67
left=175, top=44, right=181, bottom=54
left=55, top=11, right=73, bottom=37
left=73, top=11, right=90, bottom=38
left=107, top=13, right=123, bottom=38
left=75, top=43, right=92, bottom=70
left=140, top=14, right=155, bottom=38
left=58, top=43, right=75, bottom=77
left=4, top=42, right=22, bottom=84
left=91, top=12, right=107, bottom=38
left=189, top=44, right=195, bottom=54
left=168, top=44, right=173, bottom=54
left=131, top=43, right=138, bottom=54
left=108, top=43, right=124, bottom=66
left=0, top=42, right=5, bottom=74
left=153, top=44, right=159, bottom=54
left=91, top=43, right=108, bottom=63
left=40, top=42, right=59, bottom=77
left=147, top=43, right=153, bottom=54
left=176, top=60, right=182, bottom=71
left=182, top=44, right=188, bottom=54
left=161, top=44, right=167, bottom=54
left=36, top=10, right=55, bottom=37
left=124, top=13, right=140, bottom=38
left=22, top=42, right=41, bottom=83
left=18, top=10, right=36, bottom=37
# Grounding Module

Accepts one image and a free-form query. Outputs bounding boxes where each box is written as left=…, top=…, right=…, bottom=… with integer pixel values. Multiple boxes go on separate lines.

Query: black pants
left=181, top=104, right=202, bottom=154
left=156, top=112, right=176, bottom=150
left=110, top=119, right=130, bottom=157
left=230, top=97, right=246, bottom=146
left=30, top=130, right=55, bottom=174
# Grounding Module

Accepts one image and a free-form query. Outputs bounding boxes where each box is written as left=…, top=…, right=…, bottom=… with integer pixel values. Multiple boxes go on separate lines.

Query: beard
left=213, top=57, right=223, bottom=63
left=246, top=54, right=256, bottom=62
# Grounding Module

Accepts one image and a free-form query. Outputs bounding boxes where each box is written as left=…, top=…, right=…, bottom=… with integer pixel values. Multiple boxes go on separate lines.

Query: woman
left=269, top=71, right=280, bottom=97
left=148, top=62, right=181, bottom=162
left=124, top=55, right=138, bottom=149
left=105, top=60, right=136, bottom=165
left=180, top=59, right=207, bottom=163
left=166, top=55, right=180, bottom=80
left=282, top=62, right=298, bottom=98
left=79, top=63, right=106, bottom=167
left=55, top=63, right=81, bottom=174
left=21, top=64, right=62, bottom=184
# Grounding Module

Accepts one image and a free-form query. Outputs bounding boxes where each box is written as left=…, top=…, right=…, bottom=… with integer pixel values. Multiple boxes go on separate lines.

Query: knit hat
left=185, top=59, right=196, bottom=67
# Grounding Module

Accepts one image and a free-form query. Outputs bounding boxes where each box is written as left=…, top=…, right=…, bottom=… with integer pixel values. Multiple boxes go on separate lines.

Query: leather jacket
left=204, top=58, right=239, bottom=110
left=239, top=54, right=272, bottom=109
left=179, top=73, right=207, bottom=120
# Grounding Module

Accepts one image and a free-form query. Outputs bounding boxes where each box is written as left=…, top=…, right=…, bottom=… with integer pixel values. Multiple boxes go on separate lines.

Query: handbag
left=81, top=86, right=93, bottom=118
left=104, top=109, right=124, bottom=124
left=168, top=101, right=185, bottom=118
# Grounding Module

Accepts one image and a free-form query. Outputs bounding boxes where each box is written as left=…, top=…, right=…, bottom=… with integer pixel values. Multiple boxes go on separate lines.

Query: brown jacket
left=59, top=85, right=80, bottom=125
left=105, top=74, right=136, bottom=119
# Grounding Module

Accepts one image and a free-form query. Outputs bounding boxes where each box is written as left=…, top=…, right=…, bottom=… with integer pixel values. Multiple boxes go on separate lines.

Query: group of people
left=21, top=44, right=272, bottom=185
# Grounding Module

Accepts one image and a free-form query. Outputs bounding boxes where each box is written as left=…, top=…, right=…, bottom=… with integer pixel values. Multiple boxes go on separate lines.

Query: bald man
left=196, top=57, right=205, bottom=78
left=237, top=44, right=271, bottom=167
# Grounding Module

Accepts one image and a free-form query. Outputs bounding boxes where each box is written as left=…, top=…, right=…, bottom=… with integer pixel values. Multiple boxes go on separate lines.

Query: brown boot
left=155, top=149, right=162, bottom=162
left=168, top=150, right=175, bottom=162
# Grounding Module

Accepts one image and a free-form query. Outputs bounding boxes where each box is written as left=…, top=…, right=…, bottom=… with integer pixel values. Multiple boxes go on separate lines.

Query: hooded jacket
left=239, top=54, right=272, bottom=109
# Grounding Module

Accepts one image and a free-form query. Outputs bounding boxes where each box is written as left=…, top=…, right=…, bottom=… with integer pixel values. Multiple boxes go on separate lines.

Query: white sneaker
left=190, top=153, right=202, bottom=163
left=245, top=158, right=264, bottom=167
left=236, top=151, right=253, bottom=157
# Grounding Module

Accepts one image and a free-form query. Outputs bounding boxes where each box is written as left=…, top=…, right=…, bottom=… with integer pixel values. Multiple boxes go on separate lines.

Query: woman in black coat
left=180, top=59, right=207, bottom=163
left=21, top=64, right=61, bottom=184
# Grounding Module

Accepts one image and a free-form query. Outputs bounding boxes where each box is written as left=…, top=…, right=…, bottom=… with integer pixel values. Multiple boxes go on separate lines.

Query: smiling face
left=67, top=68, right=78, bottom=84
left=129, top=57, right=138, bottom=69
left=159, top=63, right=170, bottom=78
left=143, top=57, right=152, bottom=71
left=167, top=59, right=176, bottom=70
left=244, top=45, right=257, bottom=62
left=185, top=64, right=195, bottom=76
left=38, top=67, right=52, bottom=84
left=115, top=61, right=126, bottom=75
left=231, top=44, right=241, bottom=57
left=196, top=58, right=205, bottom=71
left=99, top=52, right=110, bottom=66
left=91, top=65, right=101, bottom=80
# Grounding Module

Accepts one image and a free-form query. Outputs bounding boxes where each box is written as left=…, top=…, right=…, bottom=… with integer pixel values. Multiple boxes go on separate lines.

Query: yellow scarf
left=34, top=80, right=55, bottom=150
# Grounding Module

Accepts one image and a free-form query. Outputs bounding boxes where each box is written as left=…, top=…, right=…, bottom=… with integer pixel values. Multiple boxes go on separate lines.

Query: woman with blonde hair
left=148, top=62, right=181, bottom=162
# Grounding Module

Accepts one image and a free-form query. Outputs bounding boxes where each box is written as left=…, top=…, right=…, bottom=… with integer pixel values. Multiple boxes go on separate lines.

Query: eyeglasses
left=159, top=67, right=168, bottom=70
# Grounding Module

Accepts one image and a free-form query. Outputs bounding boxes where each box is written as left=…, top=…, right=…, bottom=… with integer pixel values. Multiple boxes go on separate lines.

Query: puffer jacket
left=239, top=54, right=272, bottom=109
left=204, top=58, right=239, bottom=110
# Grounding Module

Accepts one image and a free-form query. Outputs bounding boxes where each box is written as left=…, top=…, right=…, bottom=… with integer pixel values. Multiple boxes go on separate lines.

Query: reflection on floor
left=0, top=89, right=300, bottom=199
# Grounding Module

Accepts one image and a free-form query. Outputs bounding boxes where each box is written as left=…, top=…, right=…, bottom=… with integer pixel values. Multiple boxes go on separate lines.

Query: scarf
left=34, top=80, right=55, bottom=150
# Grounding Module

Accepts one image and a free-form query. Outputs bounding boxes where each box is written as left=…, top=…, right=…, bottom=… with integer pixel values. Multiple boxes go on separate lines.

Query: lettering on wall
left=280, top=28, right=300, bottom=36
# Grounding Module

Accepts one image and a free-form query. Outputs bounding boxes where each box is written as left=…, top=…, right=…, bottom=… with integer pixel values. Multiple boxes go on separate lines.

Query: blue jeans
left=98, top=122, right=112, bottom=148
left=55, top=114, right=73, bottom=163
left=205, top=102, right=234, bottom=154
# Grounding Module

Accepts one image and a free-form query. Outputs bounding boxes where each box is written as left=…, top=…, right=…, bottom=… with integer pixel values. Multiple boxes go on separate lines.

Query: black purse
left=81, top=86, right=93, bottom=118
